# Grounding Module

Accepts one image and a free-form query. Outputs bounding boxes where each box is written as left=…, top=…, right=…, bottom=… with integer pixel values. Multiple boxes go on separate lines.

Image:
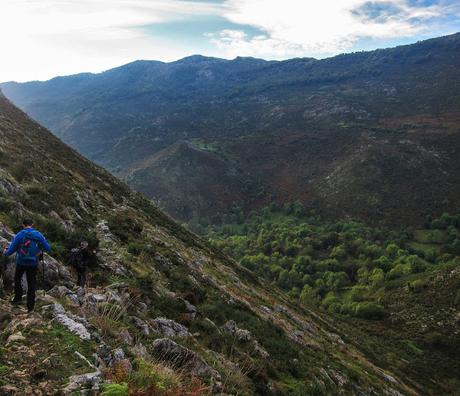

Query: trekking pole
left=40, top=253, right=45, bottom=296
left=0, top=252, right=6, bottom=297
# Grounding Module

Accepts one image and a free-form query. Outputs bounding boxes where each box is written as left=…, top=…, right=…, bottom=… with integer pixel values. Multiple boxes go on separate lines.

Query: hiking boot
left=10, top=298, right=22, bottom=305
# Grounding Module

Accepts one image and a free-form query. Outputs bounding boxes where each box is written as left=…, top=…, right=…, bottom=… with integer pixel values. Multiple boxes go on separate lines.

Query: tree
left=324, top=271, right=350, bottom=290
left=330, top=245, right=347, bottom=260
left=369, top=268, right=385, bottom=288
left=300, top=285, right=318, bottom=305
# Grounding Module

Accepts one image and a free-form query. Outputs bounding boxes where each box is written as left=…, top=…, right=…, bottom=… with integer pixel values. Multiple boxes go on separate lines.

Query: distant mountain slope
left=123, top=140, right=264, bottom=220
left=1, top=91, right=427, bottom=395
left=2, top=33, right=460, bottom=225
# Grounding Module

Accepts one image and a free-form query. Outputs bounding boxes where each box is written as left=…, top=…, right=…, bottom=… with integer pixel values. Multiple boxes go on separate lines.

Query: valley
left=2, top=33, right=460, bottom=226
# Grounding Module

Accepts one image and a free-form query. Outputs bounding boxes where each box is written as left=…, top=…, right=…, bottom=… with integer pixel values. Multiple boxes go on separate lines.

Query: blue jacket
left=4, top=228, right=51, bottom=265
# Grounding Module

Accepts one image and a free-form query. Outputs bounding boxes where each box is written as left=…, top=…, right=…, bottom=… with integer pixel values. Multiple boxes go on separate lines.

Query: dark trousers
left=14, top=265, right=38, bottom=311
left=77, top=269, right=86, bottom=287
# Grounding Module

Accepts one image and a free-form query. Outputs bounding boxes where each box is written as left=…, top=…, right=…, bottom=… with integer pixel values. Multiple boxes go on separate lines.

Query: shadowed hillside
left=2, top=33, right=460, bottom=225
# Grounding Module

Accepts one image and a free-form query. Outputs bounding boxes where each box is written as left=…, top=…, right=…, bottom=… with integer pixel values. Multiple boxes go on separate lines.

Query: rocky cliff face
left=0, top=93, right=422, bottom=394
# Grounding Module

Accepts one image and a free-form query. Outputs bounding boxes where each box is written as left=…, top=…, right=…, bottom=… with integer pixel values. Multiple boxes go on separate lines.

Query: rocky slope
left=2, top=33, right=460, bottom=225
left=0, top=92, right=426, bottom=394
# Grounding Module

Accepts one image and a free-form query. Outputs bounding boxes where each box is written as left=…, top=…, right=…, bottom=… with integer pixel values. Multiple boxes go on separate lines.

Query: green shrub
left=101, top=383, right=129, bottom=396
left=408, top=279, right=429, bottom=293
left=386, top=263, right=410, bottom=280
left=10, top=162, right=30, bottom=182
left=0, top=197, right=15, bottom=212
left=129, top=360, right=177, bottom=391
left=346, top=285, right=369, bottom=302
left=405, top=340, right=423, bottom=356
left=108, top=211, right=143, bottom=242
left=127, top=242, right=143, bottom=255
left=35, top=217, right=66, bottom=242
left=353, top=302, right=386, bottom=320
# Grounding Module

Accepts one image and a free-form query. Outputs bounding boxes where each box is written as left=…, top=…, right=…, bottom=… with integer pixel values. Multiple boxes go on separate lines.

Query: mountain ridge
left=2, top=33, right=460, bottom=225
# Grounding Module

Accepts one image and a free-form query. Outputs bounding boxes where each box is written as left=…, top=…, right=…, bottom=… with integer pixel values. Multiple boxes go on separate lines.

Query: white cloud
left=0, top=0, right=458, bottom=81
left=213, top=0, right=453, bottom=58
left=0, top=0, right=223, bottom=82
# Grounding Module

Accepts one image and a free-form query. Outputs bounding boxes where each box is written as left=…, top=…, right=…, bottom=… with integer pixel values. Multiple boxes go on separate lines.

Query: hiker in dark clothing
left=70, top=241, right=96, bottom=288
left=0, top=251, right=13, bottom=295
left=2, top=219, right=51, bottom=312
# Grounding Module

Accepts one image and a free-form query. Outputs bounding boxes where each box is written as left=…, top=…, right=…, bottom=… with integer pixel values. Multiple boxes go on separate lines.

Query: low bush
left=353, top=302, right=387, bottom=320
left=101, top=383, right=129, bottom=396
left=108, top=211, right=143, bottom=242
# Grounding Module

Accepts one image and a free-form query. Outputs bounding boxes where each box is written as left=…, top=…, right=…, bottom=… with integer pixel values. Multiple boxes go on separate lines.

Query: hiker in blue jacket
left=2, top=219, right=51, bottom=312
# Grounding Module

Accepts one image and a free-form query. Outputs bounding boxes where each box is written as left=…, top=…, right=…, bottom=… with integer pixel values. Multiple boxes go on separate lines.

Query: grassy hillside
left=0, top=92, right=428, bottom=394
left=2, top=33, right=460, bottom=225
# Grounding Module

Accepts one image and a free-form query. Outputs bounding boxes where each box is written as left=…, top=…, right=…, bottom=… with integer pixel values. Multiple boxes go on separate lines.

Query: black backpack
left=69, top=248, right=86, bottom=271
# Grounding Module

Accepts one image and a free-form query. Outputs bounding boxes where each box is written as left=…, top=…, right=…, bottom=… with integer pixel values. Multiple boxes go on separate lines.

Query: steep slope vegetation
left=122, top=140, right=264, bottom=221
left=2, top=34, right=460, bottom=225
left=0, top=92, right=428, bottom=395
left=207, top=204, right=460, bottom=394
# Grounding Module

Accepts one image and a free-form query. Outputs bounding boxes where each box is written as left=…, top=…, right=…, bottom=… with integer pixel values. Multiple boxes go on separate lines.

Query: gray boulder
left=152, top=317, right=192, bottom=338
left=63, top=371, right=102, bottom=395
left=132, top=316, right=152, bottom=335
left=222, top=320, right=251, bottom=342
left=43, top=303, right=91, bottom=340
left=150, top=338, right=220, bottom=381
left=48, top=285, right=80, bottom=305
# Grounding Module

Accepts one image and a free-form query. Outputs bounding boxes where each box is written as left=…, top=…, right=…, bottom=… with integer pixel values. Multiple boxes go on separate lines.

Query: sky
left=0, top=0, right=459, bottom=82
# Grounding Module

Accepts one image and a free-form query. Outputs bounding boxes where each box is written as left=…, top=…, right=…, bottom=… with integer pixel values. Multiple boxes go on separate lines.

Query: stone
left=253, top=341, right=270, bottom=360
left=43, top=303, right=91, bottom=340
left=261, top=306, right=272, bottom=314
left=152, top=317, right=192, bottom=338
left=221, top=320, right=251, bottom=342
left=132, top=316, right=151, bottom=335
left=183, top=299, right=197, bottom=320
left=96, top=344, right=112, bottom=367
left=132, top=343, right=150, bottom=360
left=274, top=304, right=288, bottom=313
left=328, top=369, right=349, bottom=387
left=118, top=329, right=134, bottom=346
left=150, top=338, right=221, bottom=382
left=55, top=312, right=91, bottom=340
left=48, top=285, right=79, bottom=305
left=106, top=290, right=123, bottom=304
left=112, top=348, right=125, bottom=363
left=86, top=293, right=107, bottom=304
left=63, top=371, right=102, bottom=395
